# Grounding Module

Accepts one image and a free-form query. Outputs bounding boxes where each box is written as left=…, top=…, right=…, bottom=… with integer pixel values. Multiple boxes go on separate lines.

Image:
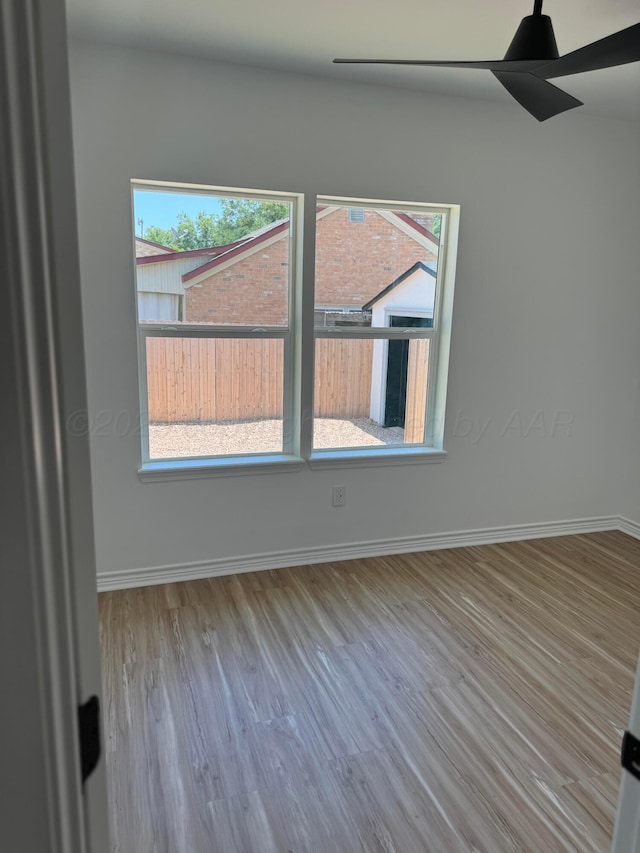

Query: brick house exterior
left=314, top=208, right=436, bottom=309
left=185, top=232, right=291, bottom=326
left=181, top=207, right=439, bottom=326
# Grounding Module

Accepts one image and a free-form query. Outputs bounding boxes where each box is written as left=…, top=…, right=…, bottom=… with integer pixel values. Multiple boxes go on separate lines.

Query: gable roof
left=392, top=213, right=439, bottom=249
left=135, top=217, right=293, bottom=269
left=135, top=244, right=238, bottom=266
left=135, top=237, right=174, bottom=256
left=362, top=261, right=437, bottom=311
left=182, top=219, right=291, bottom=283
left=182, top=207, right=440, bottom=287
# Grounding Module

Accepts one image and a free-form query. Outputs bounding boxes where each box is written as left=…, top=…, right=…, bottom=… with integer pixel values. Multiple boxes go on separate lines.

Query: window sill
left=138, top=454, right=306, bottom=482
left=308, top=447, right=447, bottom=469
left=138, top=447, right=447, bottom=480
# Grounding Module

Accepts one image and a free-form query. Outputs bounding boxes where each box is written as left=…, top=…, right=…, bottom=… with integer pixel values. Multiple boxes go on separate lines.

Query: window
left=133, top=182, right=299, bottom=471
left=312, top=198, right=451, bottom=459
left=132, top=182, right=459, bottom=477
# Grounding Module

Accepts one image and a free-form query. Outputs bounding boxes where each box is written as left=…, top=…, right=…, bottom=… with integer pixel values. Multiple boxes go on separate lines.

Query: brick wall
left=315, top=208, right=436, bottom=307
left=184, top=209, right=436, bottom=325
left=185, top=237, right=290, bottom=326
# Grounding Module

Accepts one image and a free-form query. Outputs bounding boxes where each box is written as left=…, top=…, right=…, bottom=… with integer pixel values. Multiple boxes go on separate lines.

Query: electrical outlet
left=332, top=485, right=345, bottom=507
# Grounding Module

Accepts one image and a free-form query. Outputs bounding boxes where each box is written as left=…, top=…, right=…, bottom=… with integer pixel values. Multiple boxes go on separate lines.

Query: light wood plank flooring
left=99, top=531, right=640, bottom=852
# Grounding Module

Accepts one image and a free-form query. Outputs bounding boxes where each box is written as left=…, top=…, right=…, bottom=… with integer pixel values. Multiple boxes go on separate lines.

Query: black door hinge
left=621, top=730, right=640, bottom=782
left=78, top=695, right=101, bottom=784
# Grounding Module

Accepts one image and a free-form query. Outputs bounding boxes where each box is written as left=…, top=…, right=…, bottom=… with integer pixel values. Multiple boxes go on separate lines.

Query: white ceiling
left=67, top=0, right=640, bottom=120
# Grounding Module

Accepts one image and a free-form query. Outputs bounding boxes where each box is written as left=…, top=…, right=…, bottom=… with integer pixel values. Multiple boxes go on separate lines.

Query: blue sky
left=133, top=190, right=223, bottom=235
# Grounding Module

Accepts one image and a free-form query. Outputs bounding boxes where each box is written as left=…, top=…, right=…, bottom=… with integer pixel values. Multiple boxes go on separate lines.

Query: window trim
left=138, top=325, right=294, bottom=457
left=308, top=447, right=447, bottom=469
left=138, top=454, right=306, bottom=482
left=132, top=184, right=460, bottom=479
left=132, top=181, right=302, bottom=467
left=311, top=195, right=459, bottom=454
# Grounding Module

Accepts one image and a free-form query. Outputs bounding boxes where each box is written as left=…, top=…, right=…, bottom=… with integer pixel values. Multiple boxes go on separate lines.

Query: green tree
left=143, top=225, right=176, bottom=248
left=140, top=200, right=289, bottom=251
left=212, top=199, right=289, bottom=244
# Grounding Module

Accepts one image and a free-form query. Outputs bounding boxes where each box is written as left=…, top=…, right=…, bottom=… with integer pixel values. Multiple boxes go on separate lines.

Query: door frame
left=371, top=307, right=434, bottom=425
left=0, top=1, right=108, bottom=850
left=613, top=653, right=640, bottom=851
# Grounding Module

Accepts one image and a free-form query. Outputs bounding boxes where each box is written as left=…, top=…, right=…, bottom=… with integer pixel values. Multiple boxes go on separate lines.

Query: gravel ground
left=149, top=418, right=405, bottom=459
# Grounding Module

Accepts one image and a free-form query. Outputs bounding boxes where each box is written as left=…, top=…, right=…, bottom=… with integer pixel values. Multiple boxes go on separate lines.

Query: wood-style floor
left=99, top=531, right=640, bottom=852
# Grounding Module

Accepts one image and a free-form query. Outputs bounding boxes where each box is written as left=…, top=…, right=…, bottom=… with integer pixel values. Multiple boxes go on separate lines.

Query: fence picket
left=146, top=337, right=376, bottom=423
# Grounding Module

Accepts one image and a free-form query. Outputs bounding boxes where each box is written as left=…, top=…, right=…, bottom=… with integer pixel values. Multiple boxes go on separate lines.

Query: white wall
left=619, top=314, right=640, bottom=526
left=618, top=293, right=640, bottom=527
left=68, top=40, right=640, bottom=579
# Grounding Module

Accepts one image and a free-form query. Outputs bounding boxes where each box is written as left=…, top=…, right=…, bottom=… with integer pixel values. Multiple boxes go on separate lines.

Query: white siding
left=370, top=267, right=436, bottom=328
left=136, top=255, right=211, bottom=295
left=138, top=292, right=180, bottom=322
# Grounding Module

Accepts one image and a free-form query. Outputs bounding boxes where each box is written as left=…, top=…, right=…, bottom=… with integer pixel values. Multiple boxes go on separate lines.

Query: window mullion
left=297, top=194, right=317, bottom=460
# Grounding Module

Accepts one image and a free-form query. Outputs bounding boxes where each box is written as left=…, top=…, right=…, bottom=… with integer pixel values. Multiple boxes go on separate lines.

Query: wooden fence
left=146, top=337, right=285, bottom=423
left=145, top=337, right=374, bottom=422
left=404, top=338, right=429, bottom=444
left=145, top=337, right=427, bottom=434
left=314, top=339, right=374, bottom=418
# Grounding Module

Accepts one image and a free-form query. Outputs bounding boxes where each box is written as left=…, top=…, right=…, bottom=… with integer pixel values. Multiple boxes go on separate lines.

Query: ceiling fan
left=333, top=1, right=640, bottom=121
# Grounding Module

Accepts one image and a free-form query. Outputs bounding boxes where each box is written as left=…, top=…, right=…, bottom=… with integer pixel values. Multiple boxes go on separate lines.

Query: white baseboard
left=618, top=516, right=640, bottom=540
left=97, top=514, right=625, bottom=591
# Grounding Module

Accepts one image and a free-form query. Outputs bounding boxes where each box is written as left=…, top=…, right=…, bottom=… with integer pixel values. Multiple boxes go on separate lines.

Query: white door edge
left=613, top=653, right=640, bottom=852
left=0, top=1, right=109, bottom=850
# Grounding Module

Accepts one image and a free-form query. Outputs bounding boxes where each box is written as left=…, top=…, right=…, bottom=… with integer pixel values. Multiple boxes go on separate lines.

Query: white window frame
left=308, top=195, right=459, bottom=469
left=133, top=184, right=460, bottom=479
left=133, top=180, right=305, bottom=479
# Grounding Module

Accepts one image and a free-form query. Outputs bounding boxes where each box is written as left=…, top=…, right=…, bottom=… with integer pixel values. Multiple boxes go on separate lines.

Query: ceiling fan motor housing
left=504, top=15, right=560, bottom=61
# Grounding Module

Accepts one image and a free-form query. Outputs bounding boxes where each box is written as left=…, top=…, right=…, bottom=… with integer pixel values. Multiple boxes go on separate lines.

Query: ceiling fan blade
left=333, top=58, right=546, bottom=72
left=492, top=71, right=583, bottom=121
left=537, top=23, right=640, bottom=79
